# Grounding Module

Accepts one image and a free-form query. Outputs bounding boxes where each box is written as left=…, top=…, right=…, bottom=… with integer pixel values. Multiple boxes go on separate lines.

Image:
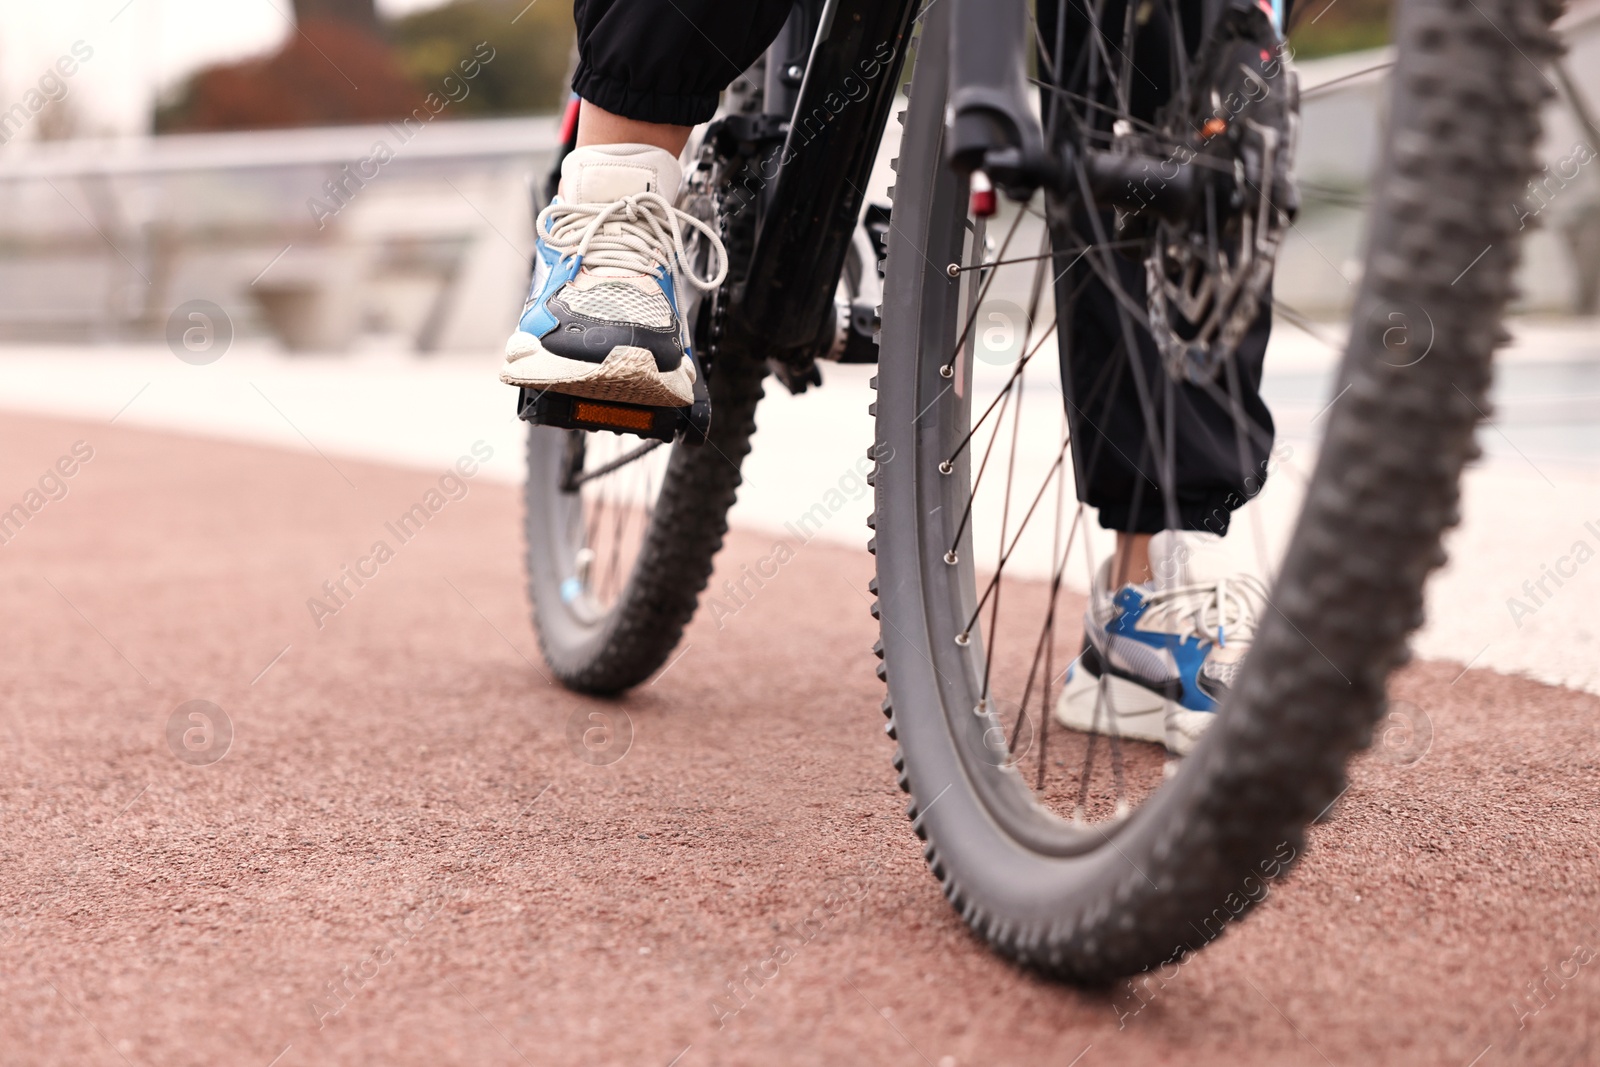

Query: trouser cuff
left=572, top=63, right=721, bottom=126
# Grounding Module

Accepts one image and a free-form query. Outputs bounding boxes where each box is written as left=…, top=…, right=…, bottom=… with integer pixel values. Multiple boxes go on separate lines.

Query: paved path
left=1, top=412, right=1597, bottom=1066
left=2, top=326, right=1598, bottom=694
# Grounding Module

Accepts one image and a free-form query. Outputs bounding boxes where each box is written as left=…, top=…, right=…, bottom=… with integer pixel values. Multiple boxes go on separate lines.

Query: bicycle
left=518, top=0, right=1565, bottom=981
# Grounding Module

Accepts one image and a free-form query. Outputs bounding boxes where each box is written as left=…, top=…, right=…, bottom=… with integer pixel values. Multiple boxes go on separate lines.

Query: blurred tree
left=154, top=0, right=574, bottom=132
left=154, top=19, right=423, bottom=132
left=292, top=0, right=381, bottom=31
left=1289, top=0, right=1391, bottom=59
left=390, top=0, right=576, bottom=117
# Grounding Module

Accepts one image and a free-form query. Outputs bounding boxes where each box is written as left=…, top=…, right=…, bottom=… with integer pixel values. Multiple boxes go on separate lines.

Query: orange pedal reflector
left=572, top=400, right=655, bottom=431
left=518, top=385, right=697, bottom=444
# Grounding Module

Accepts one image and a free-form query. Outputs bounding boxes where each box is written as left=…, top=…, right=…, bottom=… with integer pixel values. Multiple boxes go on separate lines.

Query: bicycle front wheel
left=871, top=0, right=1560, bottom=980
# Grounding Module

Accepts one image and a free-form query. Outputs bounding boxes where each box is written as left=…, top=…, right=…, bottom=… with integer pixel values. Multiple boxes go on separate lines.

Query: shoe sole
left=500, top=334, right=695, bottom=407
left=1054, top=660, right=1212, bottom=756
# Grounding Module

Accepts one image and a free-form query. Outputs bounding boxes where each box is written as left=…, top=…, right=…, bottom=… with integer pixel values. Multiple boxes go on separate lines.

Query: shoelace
left=1136, top=573, right=1268, bottom=649
left=536, top=192, right=729, bottom=299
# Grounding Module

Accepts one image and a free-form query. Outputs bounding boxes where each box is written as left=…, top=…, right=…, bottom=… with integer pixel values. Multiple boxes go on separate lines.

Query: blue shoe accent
left=652, top=267, right=692, bottom=360
left=1100, top=585, right=1219, bottom=713
left=516, top=220, right=581, bottom=341
left=1068, top=553, right=1263, bottom=754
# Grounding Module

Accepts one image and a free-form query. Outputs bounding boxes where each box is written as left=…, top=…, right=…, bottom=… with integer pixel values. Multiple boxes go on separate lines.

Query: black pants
left=572, top=0, right=1277, bottom=535
left=1041, top=0, right=1283, bottom=536
left=572, top=0, right=793, bottom=125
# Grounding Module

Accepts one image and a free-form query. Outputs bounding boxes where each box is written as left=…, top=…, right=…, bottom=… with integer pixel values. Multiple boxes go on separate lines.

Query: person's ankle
left=574, top=100, right=691, bottom=155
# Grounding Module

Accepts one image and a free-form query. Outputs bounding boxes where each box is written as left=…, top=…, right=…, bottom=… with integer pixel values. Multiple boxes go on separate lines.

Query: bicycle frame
left=724, top=0, right=919, bottom=356
left=722, top=0, right=1049, bottom=359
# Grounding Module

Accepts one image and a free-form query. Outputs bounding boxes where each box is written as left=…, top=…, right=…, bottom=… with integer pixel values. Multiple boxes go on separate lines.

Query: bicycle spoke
left=568, top=438, right=666, bottom=489
left=943, top=205, right=1029, bottom=375
left=1165, top=0, right=1190, bottom=109
left=583, top=472, right=607, bottom=588
left=947, top=384, right=1017, bottom=562
left=1299, top=182, right=1370, bottom=208
left=941, top=228, right=1125, bottom=480
left=1011, top=483, right=1082, bottom=778
left=943, top=319, right=1059, bottom=470
left=1270, top=295, right=1346, bottom=354
left=1115, top=0, right=1136, bottom=118
left=560, top=429, right=675, bottom=613
left=1102, top=679, right=1129, bottom=814
left=1301, top=61, right=1394, bottom=100
left=1025, top=78, right=1167, bottom=138
left=1072, top=679, right=1107, bottom=823
left=961, top=438, right=1071, bottom=638
left=602, top=455, right=631, bottom=603
left=978, top=353, right=1029, bottom=709
left=946, top=222, right=1055, bottom=558
left=947, top=238, right=1144, bottom=275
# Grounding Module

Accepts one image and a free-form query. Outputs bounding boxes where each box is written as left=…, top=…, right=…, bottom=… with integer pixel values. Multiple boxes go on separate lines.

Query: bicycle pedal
left=516, top=387, right=711, bottom=445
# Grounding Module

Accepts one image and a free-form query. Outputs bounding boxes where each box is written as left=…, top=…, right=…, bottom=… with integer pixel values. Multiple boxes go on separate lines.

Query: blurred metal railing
left=0, top=115, right=557, bottom=351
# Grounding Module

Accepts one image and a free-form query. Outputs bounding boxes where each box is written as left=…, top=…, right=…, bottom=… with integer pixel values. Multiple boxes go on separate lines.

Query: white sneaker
left=501, top=144, right=728, bottom=407
left=1055, top=532, right=1266, bottom=756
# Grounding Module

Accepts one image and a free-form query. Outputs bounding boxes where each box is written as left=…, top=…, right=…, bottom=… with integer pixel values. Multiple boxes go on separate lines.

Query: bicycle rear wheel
left=523, top=62, right=774, bottom=696
left=524, top=351, right=764, bottom=694
left=872, top=0, right=1560, bottom=980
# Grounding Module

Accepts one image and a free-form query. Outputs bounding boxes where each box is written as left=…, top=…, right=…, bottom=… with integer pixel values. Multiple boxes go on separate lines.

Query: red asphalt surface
left=1, top=410, right=1598, bottom=1067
